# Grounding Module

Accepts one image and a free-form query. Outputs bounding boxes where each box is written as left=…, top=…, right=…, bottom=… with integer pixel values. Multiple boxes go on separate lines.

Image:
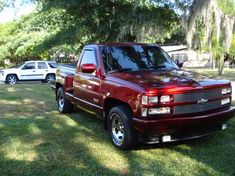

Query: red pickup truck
left=52, top=43, right=235, bottom=149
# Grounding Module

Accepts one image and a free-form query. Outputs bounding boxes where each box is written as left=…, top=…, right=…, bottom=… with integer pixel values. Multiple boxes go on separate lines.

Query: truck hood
left=109, top=69, right=230, bottom=92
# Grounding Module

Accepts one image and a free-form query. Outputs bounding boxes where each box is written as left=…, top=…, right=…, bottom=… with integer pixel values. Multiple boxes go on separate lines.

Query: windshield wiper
left=108, top=68, right=133, bottom=73
left=148, top=65, right=179, bottom=71
left=148, top=65, right=166, bottom=69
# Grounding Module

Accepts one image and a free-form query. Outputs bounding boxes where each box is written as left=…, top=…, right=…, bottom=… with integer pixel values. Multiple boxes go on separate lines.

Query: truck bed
left=50, top=63, right=76, bottom=90
left=58, top=63, right=76, bottom=75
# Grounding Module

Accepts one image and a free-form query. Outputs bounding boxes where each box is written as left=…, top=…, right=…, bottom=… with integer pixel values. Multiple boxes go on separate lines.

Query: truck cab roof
left=86, top=42, right=160, bottom=47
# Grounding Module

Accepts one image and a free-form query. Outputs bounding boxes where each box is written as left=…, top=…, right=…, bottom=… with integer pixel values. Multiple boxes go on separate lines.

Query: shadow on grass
left=0, top=84, right=235, bottom=175
left=0, top=112, right=120, bottom=175
left=0, top=85, right=120, bottom=175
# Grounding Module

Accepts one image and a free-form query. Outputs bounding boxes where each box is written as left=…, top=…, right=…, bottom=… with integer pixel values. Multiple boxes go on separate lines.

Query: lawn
left=185, top=68, right=235, bottom=82
left=0, top=82, right=235, bottom=176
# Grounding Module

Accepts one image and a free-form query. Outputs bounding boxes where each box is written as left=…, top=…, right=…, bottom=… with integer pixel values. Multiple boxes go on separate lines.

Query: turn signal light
left=141, top=96, right=148, bottom=105
left=141, top=108, right=148, bottom=117
left=148, top=107, right=171, bottom=115
left=221, top=98, right=230, bottom=105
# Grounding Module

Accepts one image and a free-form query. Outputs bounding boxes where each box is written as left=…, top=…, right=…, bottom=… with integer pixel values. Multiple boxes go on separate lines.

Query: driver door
left=73, top=48, right=102, bottom=113
left=19, top=62, right=37, bottom=80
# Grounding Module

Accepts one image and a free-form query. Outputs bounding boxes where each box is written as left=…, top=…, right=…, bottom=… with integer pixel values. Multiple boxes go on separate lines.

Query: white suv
left=0, top=61, right=57, bottom=85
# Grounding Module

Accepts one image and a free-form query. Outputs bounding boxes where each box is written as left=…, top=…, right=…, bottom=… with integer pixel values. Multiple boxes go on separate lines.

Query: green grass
left=185, top=68, right=235, bottom=81
left=0, top=83, right=235, bottom=176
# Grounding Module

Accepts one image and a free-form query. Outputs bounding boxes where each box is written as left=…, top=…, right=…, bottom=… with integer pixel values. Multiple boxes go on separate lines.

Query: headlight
left=0, top=71, right=4, bottom=76
left=160, top=95, right=171, bottom=103
left=142, top=95, right=171, bottom=105
left=142, top=96, right=159, bottom=104
left=221, top=87, right=231, bottom=95
left=149, top=96, right=158, bottom=104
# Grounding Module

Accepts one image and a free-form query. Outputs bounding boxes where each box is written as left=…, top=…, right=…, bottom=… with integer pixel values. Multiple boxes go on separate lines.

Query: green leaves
left=229, top=34, right=235, bottom=57
left=0, top=0, right=180, bottom=65
left=217, top=0, right=235, bottom=16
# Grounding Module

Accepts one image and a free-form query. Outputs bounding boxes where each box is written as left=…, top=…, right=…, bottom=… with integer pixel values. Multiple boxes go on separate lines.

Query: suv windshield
left=10, top=62, right=25, bottom=68
left=101, top=45, right=179, bottom=73
left=48, top=62, right=58, bottom=68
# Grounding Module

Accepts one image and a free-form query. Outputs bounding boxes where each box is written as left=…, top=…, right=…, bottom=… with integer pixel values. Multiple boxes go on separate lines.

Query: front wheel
left=6, top=75, right=17, bottom=85
left=57, top=87, right=73, bottom=113
left=108, top=105, right=137, bottom=150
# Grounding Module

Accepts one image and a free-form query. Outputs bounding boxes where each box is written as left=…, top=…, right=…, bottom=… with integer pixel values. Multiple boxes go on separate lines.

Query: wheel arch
left=103, top=98, right=133, bottom=130
left=55, top=82, right=63, bottom=100
left=46, top=73, right=56, bottom=79
left=6, top=73, right=19, bottom=81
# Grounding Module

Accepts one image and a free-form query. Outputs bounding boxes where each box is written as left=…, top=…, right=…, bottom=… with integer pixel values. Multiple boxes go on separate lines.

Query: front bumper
left=133, top=106, right=235, bottom=143
left=0, top=75, right=5, bottom=82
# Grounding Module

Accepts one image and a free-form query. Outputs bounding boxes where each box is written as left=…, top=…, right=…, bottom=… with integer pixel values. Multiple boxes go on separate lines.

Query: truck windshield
left=102, top=45, right=179, bottom=73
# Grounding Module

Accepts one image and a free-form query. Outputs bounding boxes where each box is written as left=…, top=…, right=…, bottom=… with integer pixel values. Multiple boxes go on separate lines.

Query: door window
left=80, top=49, right=97, bottom=74
left=38, top=62, right=48, bottom=69
left=22, top=62, right=35, bottom=70
left=81, top=49, right=97, bottom=66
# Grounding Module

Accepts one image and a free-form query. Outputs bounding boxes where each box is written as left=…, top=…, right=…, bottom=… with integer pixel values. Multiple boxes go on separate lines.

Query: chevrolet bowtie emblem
left=197, top=98, right=208, bottom=104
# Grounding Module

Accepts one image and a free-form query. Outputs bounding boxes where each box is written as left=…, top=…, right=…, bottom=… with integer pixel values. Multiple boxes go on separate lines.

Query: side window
left=22, top=62, right=35, bottom=70
left=38, top=62, right=48, bottom=69
left=80, top=49, right=97, bottom=74
left=80, top=49, right=97, bottom=66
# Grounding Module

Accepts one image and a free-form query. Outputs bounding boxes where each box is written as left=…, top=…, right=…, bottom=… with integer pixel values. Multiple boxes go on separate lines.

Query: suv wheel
left=57, top=87, right=73, bottom=113
left=6, top=75, right=17, bottom=85
left=108, top=105, right=137, bottom=150
left=46, top=74, right=55, bottom=83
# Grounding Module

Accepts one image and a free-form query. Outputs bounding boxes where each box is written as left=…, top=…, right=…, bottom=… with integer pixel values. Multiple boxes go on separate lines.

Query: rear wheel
left=57, top=87, right=73, bottom=113
left=6, top=75, right=17, bottom=85
left=108, top=105, right=137, bottom=150
left=46, top=74, right=55, bottom=83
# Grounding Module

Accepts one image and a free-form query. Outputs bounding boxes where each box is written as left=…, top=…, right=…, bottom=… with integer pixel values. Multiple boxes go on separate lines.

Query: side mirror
left=81, top=63, right=96, bottom=73
left=176, top=60, right=184, bottom=68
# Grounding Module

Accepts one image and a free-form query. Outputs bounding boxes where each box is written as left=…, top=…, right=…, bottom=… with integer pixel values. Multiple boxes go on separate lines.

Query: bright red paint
left=81, top=64, right=96, bottom=73
left=54, top=43, right=235, bottom=144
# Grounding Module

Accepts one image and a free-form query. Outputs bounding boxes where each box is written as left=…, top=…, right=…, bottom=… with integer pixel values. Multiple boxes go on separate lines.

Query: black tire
left=46, top=74, right=55, bottom=83
left=57, top=87, right=73, bottom=113
left=6, top=74, right=17, bottom=85
left=108, top=105, right=137, bottom=150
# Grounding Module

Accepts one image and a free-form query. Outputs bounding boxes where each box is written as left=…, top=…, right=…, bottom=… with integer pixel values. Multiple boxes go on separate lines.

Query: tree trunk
left=218, top=55, right=224, bottom=75
left=212, top=58, right=216, bottom=70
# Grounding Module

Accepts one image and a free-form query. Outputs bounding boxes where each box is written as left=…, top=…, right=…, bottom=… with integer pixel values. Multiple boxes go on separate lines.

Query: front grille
left=174, top=100, right=221, bottom=114
left=174, top=88, right=223, bottom=103
left=173, top=88, right=230, bottom=115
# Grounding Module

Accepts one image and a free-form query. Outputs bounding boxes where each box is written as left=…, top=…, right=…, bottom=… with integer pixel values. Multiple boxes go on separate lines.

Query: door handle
left=33, top=70, right=36, bottom=72
left=45, top=70, right=48, bottom=72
